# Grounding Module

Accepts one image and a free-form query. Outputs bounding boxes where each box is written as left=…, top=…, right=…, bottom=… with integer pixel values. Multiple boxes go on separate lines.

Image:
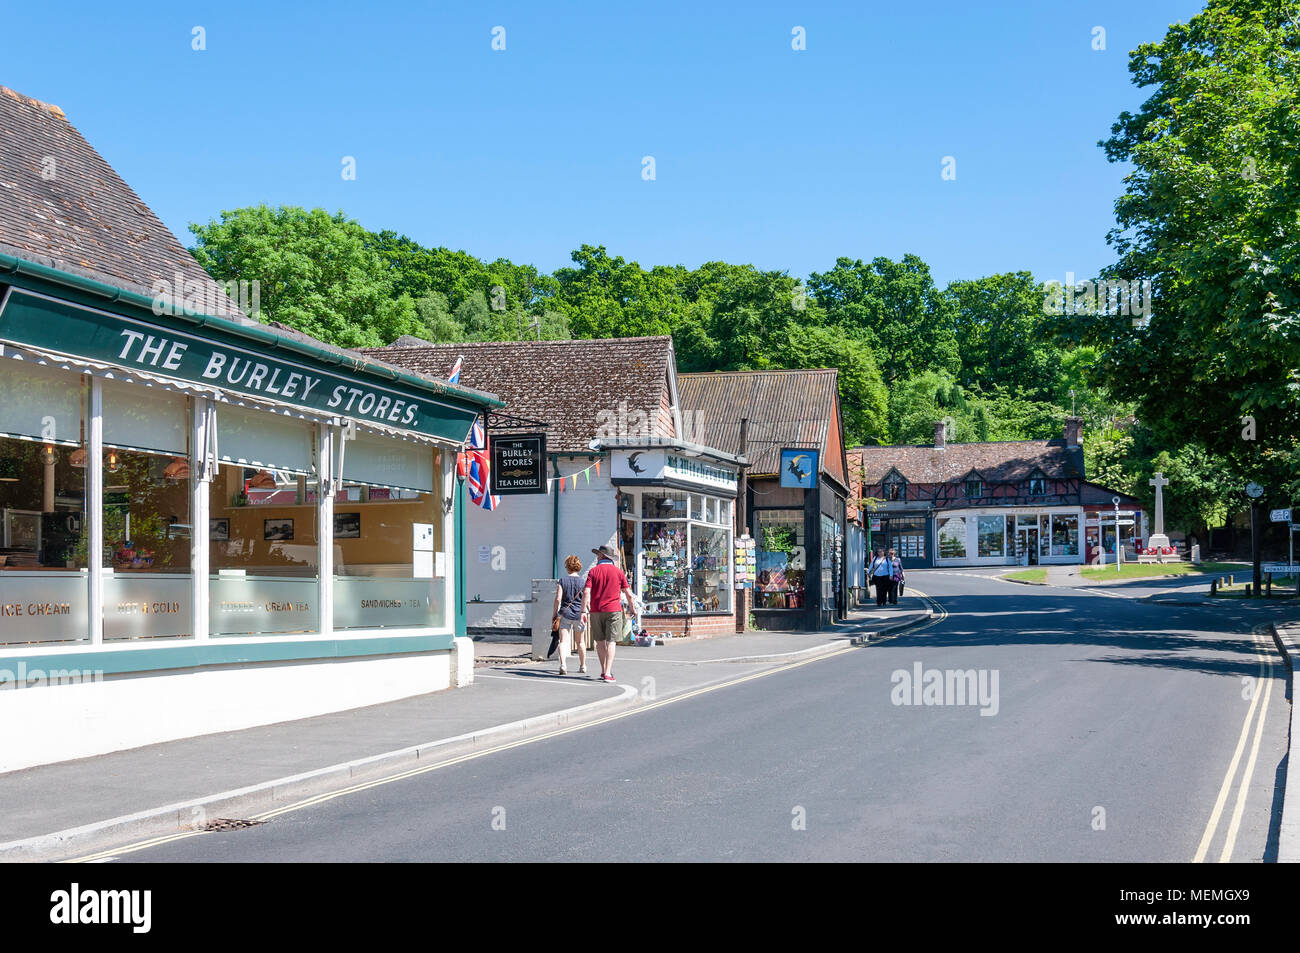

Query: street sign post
left=1270, top=508, right=1291, bottom=523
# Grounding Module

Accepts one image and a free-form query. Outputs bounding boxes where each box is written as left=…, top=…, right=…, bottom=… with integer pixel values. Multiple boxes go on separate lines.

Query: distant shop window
left=1028, top=477, right=1046, bottom=496
left=754, top=510, right=805, bottom=609
left=643, top=490, right=688, bottom=519
left=937, top=516, right=967, bottom=559
left=977, top=515, right=1005, bottom=558
left=0, top=361, right=89, bottom=645
left=1051, top=514, right=1080, bottom=557
left=965, top=479, right=982, bottom=498
left=636, top=488, right=732, bottom=615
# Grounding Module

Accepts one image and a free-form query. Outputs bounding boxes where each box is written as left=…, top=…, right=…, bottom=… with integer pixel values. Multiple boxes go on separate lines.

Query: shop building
left=677, top=369, right=850, bottom=631
left=1082, top=483, right=1147, bottom=562
left=0, top=87, right=500, bottom=772
left=849, top=418, right=1100, bottom=569
left=366, top=337, right=747, bottom=639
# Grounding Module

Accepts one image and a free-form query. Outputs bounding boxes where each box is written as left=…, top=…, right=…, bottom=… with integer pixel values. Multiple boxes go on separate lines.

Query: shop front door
left=1017, top=527, right=1039, bottom=565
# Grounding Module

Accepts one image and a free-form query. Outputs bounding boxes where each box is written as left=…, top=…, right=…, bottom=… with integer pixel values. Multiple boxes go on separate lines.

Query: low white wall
left=0, top=650, right=452, bottom=774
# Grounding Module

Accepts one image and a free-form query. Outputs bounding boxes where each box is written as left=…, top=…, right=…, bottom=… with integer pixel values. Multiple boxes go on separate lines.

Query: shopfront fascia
left=0, top=271, right=500, bottom=670
left=601, top=441, right=744, bottom=630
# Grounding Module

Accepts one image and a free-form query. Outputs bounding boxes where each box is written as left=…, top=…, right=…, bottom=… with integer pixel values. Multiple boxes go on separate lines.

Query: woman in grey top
left=552, top=554, right=589, bottom=675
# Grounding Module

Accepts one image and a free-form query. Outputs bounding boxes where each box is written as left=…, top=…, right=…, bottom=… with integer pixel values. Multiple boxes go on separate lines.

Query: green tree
left=1071, top=0, right=1300, bottom=498
left=189, top=206, right=418, bottom=348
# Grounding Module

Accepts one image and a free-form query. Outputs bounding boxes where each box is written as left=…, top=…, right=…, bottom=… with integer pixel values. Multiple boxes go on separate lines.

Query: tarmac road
left=113, top=569, right=1291, bottom=862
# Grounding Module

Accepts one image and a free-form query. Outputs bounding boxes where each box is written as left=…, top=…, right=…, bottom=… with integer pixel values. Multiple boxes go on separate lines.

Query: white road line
left=1218, top=625, right=1276, bottom=862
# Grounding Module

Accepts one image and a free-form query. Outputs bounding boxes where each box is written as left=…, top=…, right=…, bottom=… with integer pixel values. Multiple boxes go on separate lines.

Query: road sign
left=1292, top=524, right=1300, bottom=532
left=1270, top=508, right=1291, bottom=523
left=1263, top=562, right=1299, bottom=575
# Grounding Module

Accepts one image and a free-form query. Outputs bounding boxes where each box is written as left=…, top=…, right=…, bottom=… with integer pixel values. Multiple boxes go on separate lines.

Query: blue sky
left=3, top=1, right=1205, bottom=287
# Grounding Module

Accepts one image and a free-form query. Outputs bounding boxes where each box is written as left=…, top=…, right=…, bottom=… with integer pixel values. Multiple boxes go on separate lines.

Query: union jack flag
left=466, top=416, right=499, bottom=511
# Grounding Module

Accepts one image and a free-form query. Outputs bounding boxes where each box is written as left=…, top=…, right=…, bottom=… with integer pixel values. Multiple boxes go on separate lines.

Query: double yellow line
left=1193, top=623, right=1277, bottom=863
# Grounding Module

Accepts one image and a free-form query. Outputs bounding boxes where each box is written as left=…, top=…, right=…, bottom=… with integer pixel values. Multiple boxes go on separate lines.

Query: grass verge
left=1004, top=568, right=1048, bottom=584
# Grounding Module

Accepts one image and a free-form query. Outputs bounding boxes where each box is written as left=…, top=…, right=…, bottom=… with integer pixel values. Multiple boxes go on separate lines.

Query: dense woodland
left=187, top=0, right=1298, bottom=551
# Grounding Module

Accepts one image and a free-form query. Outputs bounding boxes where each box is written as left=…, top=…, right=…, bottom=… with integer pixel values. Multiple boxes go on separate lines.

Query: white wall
left=0, top=649, right=452, bottom=774
left=465, top=456, right=617, bottom=630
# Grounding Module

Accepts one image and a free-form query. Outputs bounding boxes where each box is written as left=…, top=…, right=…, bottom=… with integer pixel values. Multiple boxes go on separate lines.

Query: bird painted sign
left=780, top=448, right=819, bottom=489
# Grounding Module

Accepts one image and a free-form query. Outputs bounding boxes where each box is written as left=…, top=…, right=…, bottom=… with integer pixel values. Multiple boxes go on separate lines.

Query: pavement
left=0, top=597, right=932, bottom=862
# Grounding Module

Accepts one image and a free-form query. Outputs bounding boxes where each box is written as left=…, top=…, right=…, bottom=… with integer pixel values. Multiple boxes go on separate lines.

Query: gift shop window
left=627, top=489, right=732, bottom=615
left=753, top=509, right=806, bottom=610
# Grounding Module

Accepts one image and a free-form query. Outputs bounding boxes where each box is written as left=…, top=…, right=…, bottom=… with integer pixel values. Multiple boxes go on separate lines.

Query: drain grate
left=202, top=818, right=264, bottom=832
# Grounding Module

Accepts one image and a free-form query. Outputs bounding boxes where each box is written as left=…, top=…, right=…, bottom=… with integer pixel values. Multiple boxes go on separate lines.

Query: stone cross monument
left=1148, top=471, right=1170, bottom=552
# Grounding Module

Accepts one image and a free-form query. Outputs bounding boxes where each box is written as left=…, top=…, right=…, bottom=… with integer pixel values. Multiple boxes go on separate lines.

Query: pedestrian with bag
left=869, top=547, right=893, bottom=607
left=888, top=547, right=904, bottom=605
left=583, top=544, right=636, bottom=682
left=551, top=554, right=589, bottom=675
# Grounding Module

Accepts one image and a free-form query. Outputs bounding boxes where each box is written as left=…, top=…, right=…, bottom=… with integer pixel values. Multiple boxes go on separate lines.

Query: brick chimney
left=933, top=420, right=947, bottom=449
left=1064, top=416, right=1083, bottom=447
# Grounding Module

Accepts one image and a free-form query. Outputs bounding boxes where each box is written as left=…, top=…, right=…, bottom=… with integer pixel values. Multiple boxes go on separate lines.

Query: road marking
left=1193, top=623, right=1275, bottom=863
left=1218, top=624, right=1276, bottom=863
left=72, top=596, right=951, bottom=863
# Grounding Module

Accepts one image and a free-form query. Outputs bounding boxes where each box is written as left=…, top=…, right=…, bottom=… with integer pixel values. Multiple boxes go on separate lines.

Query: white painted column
left=316, top=422, right=334, bottom=638
left=441, top=447, right=455, bottom=631
left=190, top=397, right=211, bottom=640
left=87, top=376, right=103, bottom=644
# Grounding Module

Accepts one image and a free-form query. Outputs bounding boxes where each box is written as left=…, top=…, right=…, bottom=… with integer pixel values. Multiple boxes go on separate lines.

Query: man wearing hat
left=583, top=544, right=636, bottom=682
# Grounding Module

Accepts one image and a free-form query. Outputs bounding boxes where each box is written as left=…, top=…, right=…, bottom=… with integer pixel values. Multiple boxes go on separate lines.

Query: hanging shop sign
left=491, top=433, right=547, bottom=494
left=779, top=448, right=819, bottom=489
left=0, top=288, right=481, bottom=443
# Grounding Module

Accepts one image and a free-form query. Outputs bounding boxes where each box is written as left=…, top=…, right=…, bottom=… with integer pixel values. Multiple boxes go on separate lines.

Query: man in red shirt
left=583, top=545, right=637, bottom=682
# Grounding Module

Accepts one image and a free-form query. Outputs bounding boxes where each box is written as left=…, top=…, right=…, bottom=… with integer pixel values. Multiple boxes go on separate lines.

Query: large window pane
left=0, top=429, right=88, bottom=645
left=209, top=451, right=319, bottom=637
left=100, top=385, right=192, bottom=641
left=754, top=510, right=806, bottom=609
left=938, top=517, right=967, bottom=559
left=334, top=444, right=443, bottom=630
left=690, top=523, right=731, bottom=611
left=642, top=490, right=687, bottom=519
left=977, top=515, right=1005, bottom=558
left=642, top=519, right=688, bottom=614
left=1052, top=514, right=1079, bottom=556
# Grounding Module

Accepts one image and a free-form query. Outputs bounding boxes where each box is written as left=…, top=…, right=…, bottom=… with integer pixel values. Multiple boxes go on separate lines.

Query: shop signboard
left=491, top=433, right=547, bottom=494
left=0, top=287, right=482, bottom=443
left=611, top=449, right=737, bottom=493
left=779, top=448, right=818, bottom=489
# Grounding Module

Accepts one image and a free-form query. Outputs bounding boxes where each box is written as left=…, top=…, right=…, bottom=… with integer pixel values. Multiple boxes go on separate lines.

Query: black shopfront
left=749, top=470, right=848, bottom=631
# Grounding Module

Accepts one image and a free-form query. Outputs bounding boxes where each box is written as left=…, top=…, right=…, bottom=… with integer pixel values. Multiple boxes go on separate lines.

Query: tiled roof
left=678, top=369, right=841, bottom=477
left=1081, top=482, right=1143, bottom=507
left=849, top=440, right=1084, bottom=486
left=0, top=86, right=239, bottom=315
left=364, top=337, right=675, bottom=453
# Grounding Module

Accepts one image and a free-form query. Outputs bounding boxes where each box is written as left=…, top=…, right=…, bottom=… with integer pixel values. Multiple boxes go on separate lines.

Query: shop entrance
left=1016, top=526, right=1039, bottom=565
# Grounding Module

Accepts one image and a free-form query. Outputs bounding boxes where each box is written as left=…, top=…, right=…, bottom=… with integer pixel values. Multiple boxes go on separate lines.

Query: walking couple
left=552, top=544, right=639, bottom=682
left=869, top=547, right=905, bottom=607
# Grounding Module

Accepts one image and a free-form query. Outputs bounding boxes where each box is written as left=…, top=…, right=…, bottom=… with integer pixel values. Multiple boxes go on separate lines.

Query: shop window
left=333, top=438, right=443, bottom=632
left=1051, top=514, right=1080, bottom=556
left=642, top=518, right=689, bottom=613
left=691, top=523, right=730, bottom=611
left=210, top=404, right=320, bottom=636
left=1040, top=515, right=1051, bottom=558
left=102, top=383, right=192, bottom=641
left=0, top=421, right=89, bottom=645
left=209, top=460, right=319, bottom=636
left=977, top=515, right=1005, bottom=558
left=754, top=510, right=805, bottom=609
left=938, top=516, right=967, bottom=559
left=643, top=490, right=688, bottom=519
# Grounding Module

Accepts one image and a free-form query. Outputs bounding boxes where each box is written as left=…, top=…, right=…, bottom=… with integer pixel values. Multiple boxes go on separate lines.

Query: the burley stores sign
left=0, top=288, right=482, bottom=441
left=492, top=434, right=547, bottom=494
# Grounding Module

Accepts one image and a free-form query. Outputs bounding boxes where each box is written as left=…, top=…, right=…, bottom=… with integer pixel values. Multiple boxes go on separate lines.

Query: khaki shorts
left=589, top=611, right=626, bottom=642
left=558, top=614, right=586, bottom=633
